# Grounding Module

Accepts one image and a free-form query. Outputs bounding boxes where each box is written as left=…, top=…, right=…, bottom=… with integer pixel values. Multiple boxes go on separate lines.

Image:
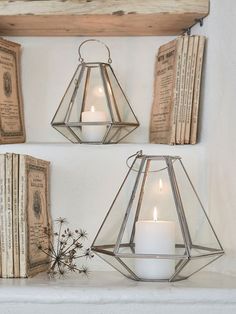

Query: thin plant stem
left=57, top=222, right=63, bottom=255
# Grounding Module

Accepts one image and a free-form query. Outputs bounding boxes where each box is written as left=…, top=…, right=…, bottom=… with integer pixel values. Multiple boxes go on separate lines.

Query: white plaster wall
left=1, top=0, right=235, bottom=275
left=191, top=0, right=236, bottom=275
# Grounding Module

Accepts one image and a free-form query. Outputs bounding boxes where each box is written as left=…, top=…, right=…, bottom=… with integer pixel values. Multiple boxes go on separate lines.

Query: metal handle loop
left=126, top=150, right=143, bottom=170
left=126, top=151, right=177, bottom=173
left=78, top=39, right=112, bottom=64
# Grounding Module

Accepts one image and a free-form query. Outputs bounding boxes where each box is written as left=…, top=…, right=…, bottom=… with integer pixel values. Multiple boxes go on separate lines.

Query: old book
left=0, top=38, right=25, bottom=144
left=19, top=155, right=51, bottom=277
left=150, top=37, right=183, bottom=144
left=169, top=37, right=183, bottom=145
left=0, top=154, right=7, bottom=277
left=5, top=153, right=13, bottom=278
left=176, top=35, right=189, bottom=144
left=190, top=36, right=206, bottom=144
left=13, top=153, right=20, bottom=277
left=180, top=35, right=194, bottom=144
left=184, top=36, right=199, bottom=144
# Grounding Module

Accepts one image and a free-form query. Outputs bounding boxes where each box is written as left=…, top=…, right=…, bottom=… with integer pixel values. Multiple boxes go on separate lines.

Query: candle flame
left=159, top=178, right=163, bottom=192
left=98, top=87, right=103, bottom=94
left=153, top=207, right=158, bottom=222
left=91, top=106, right=95, bottom=112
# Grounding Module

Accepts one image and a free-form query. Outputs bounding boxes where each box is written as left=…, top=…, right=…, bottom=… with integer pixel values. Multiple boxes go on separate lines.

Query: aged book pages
left=13, top=153, right=20, bottom=277
left=0, top=154, right=6, bottom=277
left=6, top=153, right=13, bottom=277
left=0, top=38, right=25, bottom=144
left=176, top=35, right=189, bottom=144
left=150, top=39, right=182, bottom=144
left=190, top=36, right=206, bottom=144
left=180, top=36, right=194, bottom=144
left=19, top=155, right=51, bottom=277
left=184, top=36, right=199, bottom=144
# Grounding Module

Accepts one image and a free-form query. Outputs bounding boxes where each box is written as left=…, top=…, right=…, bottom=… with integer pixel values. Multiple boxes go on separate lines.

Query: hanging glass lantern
left=51, top=39, right=139, bottom=144
left=92, top=151, right=224, bottom=282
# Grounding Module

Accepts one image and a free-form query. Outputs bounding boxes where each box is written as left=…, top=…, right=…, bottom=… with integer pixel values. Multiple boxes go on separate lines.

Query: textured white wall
left=192, top=0, right=236, bottom=275
left=1, top=0, right=234, bottom=274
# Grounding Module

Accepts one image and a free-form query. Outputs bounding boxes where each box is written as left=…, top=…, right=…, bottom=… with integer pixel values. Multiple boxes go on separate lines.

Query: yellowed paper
left=0, top=38, right=25, bottom=143
left=26, top=157, right=51, bottom=276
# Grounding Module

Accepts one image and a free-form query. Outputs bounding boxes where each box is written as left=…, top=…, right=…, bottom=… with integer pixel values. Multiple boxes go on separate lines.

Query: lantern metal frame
left=91, top=152, right=224, bottom=282
left=51, top=39, right=139, bottom=144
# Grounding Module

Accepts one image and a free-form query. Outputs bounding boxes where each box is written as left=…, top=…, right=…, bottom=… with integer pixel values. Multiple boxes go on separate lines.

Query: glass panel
left=80, top=64, right=111, bottom=120
left=93, top=157, right=144, bottom=248
left=52, top=65, right=84, bottom=123
left=172, top=159, right=222, bottom=255
left=95, top=252, right=135, bottom=280
left=52, top=126, right=78, bottom=143
left=176, top=254, right=223, bottom=279
left=106, top=65, right=138, bottom=124
left=70, top=123, right=110, bottom=143
left=104, top=125, right=137, bottom=144
left=66, top=65, right=88, bottom=123
left=117, top=158, right=186, bottom=257
left=120, top=257, right=180, bottom=281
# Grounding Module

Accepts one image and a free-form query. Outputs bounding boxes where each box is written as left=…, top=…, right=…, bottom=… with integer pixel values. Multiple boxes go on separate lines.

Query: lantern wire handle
left=78, top=39, right=112, bottom=64
left=126, top=151, right=178, bottom=173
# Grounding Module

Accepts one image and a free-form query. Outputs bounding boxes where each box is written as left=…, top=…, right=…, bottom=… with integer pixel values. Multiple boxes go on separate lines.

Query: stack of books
left=150, top=35, right=206, bottom=145
left=0, top=153, right=51, bottom=278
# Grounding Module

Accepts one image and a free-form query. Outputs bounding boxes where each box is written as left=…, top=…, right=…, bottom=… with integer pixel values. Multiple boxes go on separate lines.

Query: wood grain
left=0, top=0, right=209, bottom=36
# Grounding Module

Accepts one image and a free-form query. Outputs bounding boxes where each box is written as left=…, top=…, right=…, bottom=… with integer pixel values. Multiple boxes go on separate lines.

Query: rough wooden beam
left=0, top=0, right=210, bottom=36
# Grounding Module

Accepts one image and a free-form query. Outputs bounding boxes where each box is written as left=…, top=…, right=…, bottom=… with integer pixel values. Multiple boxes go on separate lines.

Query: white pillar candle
left=81, top=106, right=107, bottom=142
left=135, top=207, right=175, bottom=280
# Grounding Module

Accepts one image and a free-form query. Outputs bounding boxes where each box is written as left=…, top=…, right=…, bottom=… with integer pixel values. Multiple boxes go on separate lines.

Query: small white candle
left=135, top=207, right=175, bottom=280
left=81, top=106, right=107, bottom=142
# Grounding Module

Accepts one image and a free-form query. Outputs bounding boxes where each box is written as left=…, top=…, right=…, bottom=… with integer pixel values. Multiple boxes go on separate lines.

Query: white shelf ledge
left=0, top=271, right=236, bottom=314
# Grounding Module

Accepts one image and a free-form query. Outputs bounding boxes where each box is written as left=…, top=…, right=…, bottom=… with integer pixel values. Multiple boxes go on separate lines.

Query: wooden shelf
left=0, top=0, right=209, bottom=37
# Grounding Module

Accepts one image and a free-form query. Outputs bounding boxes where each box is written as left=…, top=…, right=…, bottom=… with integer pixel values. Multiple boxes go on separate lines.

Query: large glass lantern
left=92, top=152, right=224, bottom=282
left=51, top=39, right=139, bottom=144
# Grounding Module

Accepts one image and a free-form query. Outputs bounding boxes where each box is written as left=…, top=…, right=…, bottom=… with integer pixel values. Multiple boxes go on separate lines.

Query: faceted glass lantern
left=92, top=152, right=224, bottom=282
left=51, top=39, right=139, bottom=144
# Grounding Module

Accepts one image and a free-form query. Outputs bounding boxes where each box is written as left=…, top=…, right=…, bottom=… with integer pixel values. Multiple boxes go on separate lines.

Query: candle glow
left=81, top=105, right=107, bottom=141
left=159, top=178, right=163, bottom=192
left=153, top=207, right=158, bottom=221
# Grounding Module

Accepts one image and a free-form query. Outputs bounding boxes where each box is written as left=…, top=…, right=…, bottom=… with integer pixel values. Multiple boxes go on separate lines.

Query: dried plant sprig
left=38, top=217, right=93, bottom=278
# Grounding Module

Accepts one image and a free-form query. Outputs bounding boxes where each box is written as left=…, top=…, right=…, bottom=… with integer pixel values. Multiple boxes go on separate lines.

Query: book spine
left=6, top=154, right=13, bottom=278
left=169, top=37, right=183, bottom=145
left=19, top=155, right=27, bottom=277
left=190, top=36, right=206, bottom=144
left=184, top=36, right=199, bottom=143
left=13, top=154, right=20, bottom=277
left=176, top=35, right=189, bottom=144
left=180, top=36, right=194, bottom=144
left=0, top=154, right=7, bottom=277
left=6, top=153, right=13, bottom=278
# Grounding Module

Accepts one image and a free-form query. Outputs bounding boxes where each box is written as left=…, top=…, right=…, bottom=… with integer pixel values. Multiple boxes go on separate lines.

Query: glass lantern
left=91, top=151, right=224, bottom=282
left=51, top=39, right=139, bottom=144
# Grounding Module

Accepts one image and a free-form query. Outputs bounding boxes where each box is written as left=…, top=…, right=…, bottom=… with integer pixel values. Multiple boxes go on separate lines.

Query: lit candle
left=135, top=207, right=175, bottom=280
left=81, top=106, right=107, bottom=142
